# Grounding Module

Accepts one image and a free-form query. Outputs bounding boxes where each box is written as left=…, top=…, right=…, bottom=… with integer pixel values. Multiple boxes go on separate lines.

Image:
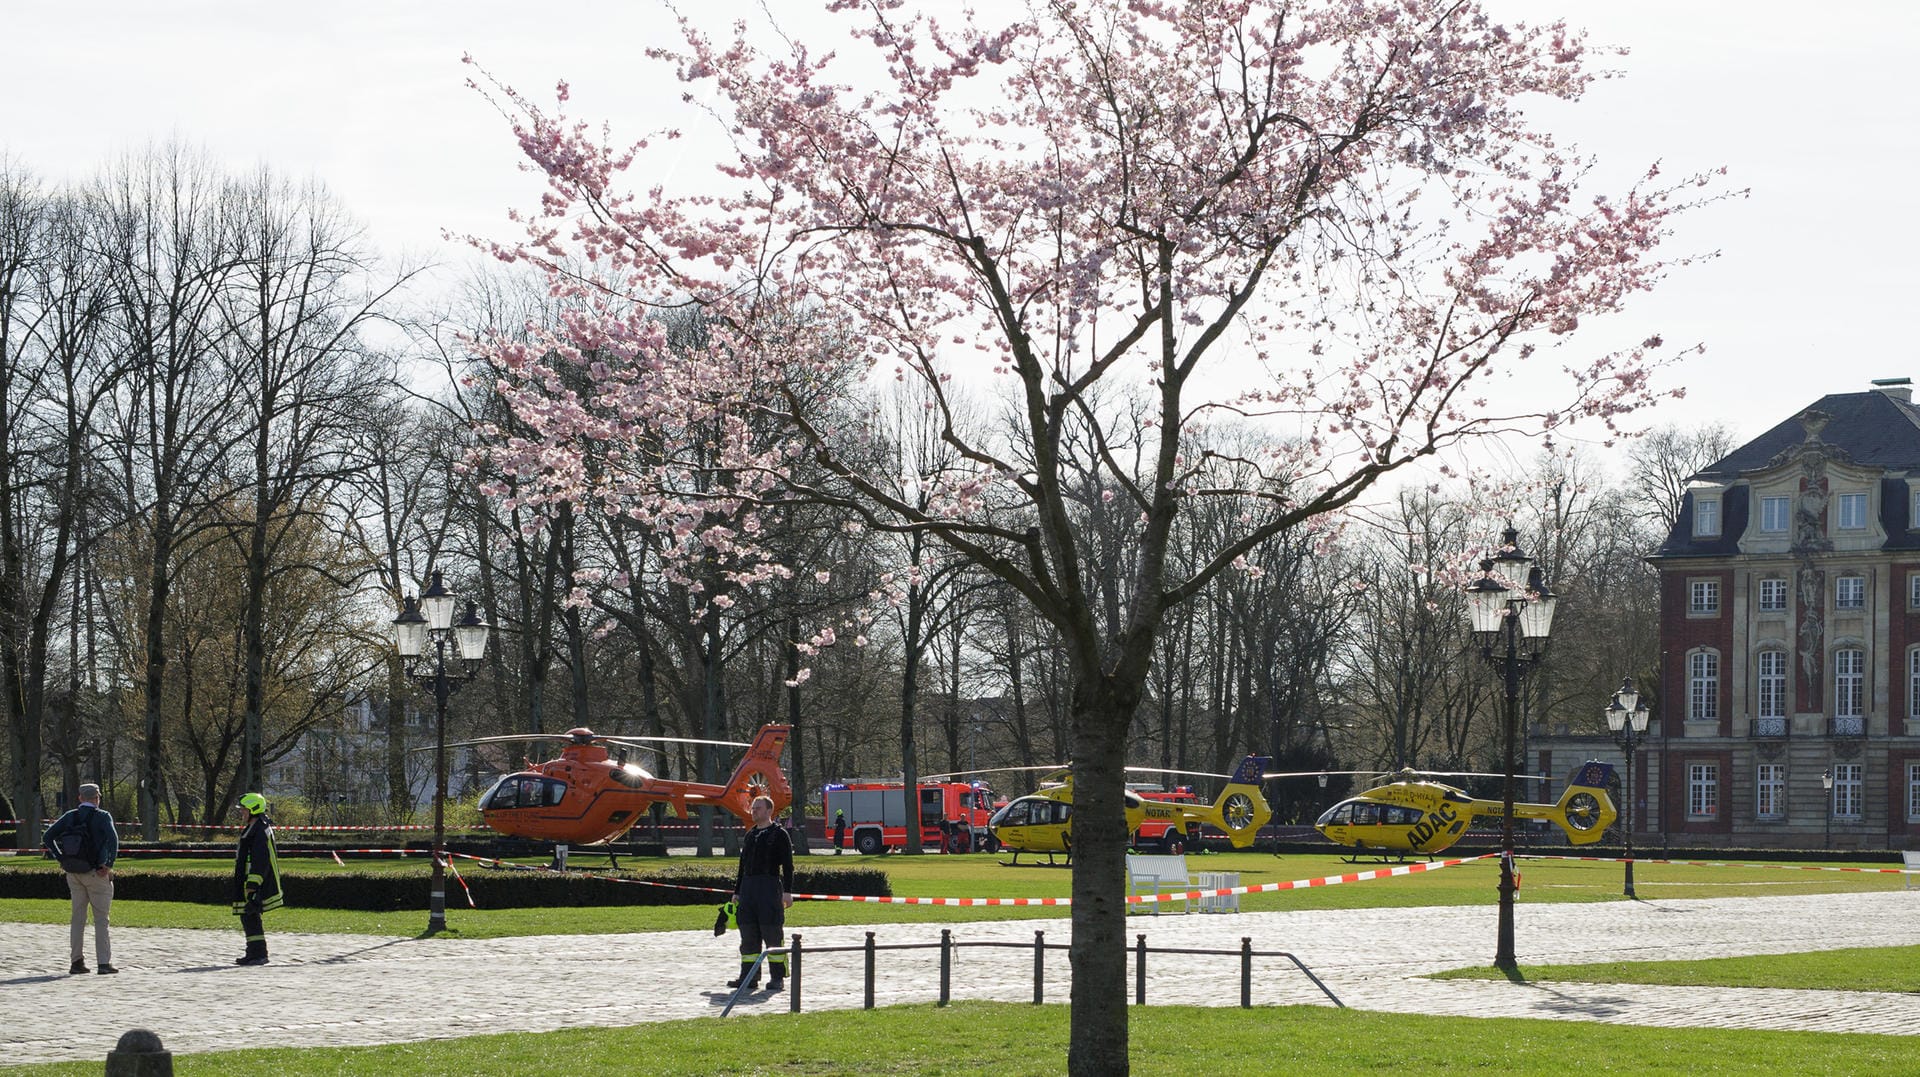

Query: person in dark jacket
left=728, top=794, right=794, bottom=992
left=230, top=792, right=283, bottom=966
left=832, top=810, right=846, bottom=855
left=42, top=783, right=118, bottom=975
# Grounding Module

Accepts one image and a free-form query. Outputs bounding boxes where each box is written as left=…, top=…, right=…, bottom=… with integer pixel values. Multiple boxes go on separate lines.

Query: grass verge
left=3, top=1001, right=1915, bottom=1076
left=1, top=851, right=1907, bottom=938
left=1431, top=943, right=1920, bottom=993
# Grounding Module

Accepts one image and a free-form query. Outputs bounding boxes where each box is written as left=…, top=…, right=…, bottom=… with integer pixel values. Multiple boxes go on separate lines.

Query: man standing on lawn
left=42, top=783, right=117, bottom=975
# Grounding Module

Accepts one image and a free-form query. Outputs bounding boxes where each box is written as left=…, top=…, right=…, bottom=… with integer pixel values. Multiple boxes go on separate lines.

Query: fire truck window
left=922, top=789, right=944, bottom=817
left=1350, top=803, right=1379, bottom=826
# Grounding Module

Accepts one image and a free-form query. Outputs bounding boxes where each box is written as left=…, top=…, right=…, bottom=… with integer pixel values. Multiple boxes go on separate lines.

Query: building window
left=1910, top=650, right=1920, bottom=721
left=1759, top=578, right=1788, bottom=612
left=1759, top=496, right=1791, bottom=533
left=1834, top=648, right=1864, bottom=718
left=1694, top=497, right=1721, bottom=537
left=1757, top=650, right=1787, bottom=718
left=1909, top=763, right=1920, bottom=822
left=1835, top=575, right=1865, bottom=609
left=1756, top=763, right=1785, bottom=820
left=1689, top=579, right=1720, bottom=615
left=1911, top=573, right=1920, bottom=610
left=1833, top=762, right=1863, bottom=820
left=1688, top=651, right=1719, bottom=721
left=1837, top=492, right=1868, bottom=530
left=1688, top=763, right=1719, bottom=819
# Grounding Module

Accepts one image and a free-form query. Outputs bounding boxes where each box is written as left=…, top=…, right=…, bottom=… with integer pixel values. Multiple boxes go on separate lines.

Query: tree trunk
left=1066, top=673, right=1138, bottom=1077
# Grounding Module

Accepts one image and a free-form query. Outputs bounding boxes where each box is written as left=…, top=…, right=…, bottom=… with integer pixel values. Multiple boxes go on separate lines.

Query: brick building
left=1624, top=379, right=1920, bottom=849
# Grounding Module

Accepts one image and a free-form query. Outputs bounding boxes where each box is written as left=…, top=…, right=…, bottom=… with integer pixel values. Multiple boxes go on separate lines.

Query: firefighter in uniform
left=230, top=792, right=283, bottom=966
left=728, top=794, right=794, bottom=992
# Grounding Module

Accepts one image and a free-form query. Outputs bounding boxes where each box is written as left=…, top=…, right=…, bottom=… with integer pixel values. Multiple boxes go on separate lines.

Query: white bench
left=1126, top=853, right=1195, bottom=914
left=1903, top=850, right=1920, bottom=891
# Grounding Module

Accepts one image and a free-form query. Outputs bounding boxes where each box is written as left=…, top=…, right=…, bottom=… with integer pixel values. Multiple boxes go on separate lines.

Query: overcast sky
left=6, top=1, right=1917, bottom=459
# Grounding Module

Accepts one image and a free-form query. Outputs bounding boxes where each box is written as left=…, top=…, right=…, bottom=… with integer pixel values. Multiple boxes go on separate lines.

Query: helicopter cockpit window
left=1316, top=803, right=1349, bottom=827
left=997, top=800, right=1032, bottom=827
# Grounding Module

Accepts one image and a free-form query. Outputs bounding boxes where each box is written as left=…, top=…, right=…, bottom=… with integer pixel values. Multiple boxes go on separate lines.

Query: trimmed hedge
left=0, top=862, right=890, bottom=911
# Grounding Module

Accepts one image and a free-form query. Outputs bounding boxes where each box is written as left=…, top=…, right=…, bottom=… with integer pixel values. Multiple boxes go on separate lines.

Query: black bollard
left=105, top=1029, right=172, bottom=1077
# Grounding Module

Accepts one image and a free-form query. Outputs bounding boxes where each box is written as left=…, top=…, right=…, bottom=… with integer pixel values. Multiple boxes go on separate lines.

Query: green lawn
left=0, top=849, right=1906, bottom=938
left=1, top=1001, right=1913, bottom=1076
left=1432, top=943, right=1920, bottom=993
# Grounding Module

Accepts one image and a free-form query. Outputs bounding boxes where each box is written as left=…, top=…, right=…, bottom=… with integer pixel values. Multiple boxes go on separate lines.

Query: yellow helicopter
left=942, top=755, right=1274, bottom=866
left=1294, top=760, right=1618, bottom=862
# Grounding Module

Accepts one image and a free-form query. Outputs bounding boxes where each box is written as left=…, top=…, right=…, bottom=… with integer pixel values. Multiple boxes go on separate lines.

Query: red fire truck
left=823, top=779, right=999, bottom=854
left=1131, top=785, right=1203, bottom=853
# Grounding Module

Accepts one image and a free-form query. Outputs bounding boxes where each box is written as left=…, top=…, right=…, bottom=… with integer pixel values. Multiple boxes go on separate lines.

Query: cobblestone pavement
left=3, top=890, right=1916, bottom=1066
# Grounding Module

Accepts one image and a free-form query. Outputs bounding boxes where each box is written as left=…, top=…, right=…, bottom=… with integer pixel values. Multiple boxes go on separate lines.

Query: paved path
left=3, top=890, right=1917, bottom=1066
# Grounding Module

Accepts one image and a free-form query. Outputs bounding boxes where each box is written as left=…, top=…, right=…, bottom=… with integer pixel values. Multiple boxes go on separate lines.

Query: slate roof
left=1692, top=390, right=1920, bottom=483
left=1655, top=388, right=1920, bottom=559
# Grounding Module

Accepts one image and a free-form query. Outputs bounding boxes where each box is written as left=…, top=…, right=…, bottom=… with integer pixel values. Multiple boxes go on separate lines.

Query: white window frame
left=1756, top=763, right=1785, bottom=820
left=1835, top=648, right=1864, bottom=718
left=1759, top=577, right=1788, bottom=612
left=1910, top=649, right=1920, bottom=721
left=1759, top=495, right=1791, bottom=533
left=1836, top=575, right=1865, bottom=610
left=1693, top=496, right=1722, bottom=537
left=1837, top=492, right=1868, bottom=530
left=1689, top=579, right=1720, bottom=615
left=1688, top=763, right=1719, bottom=819
left=1757, top=650, right=1787, bottom=719
left=1688, top=651, right=1719, bottom=721
left=1833, top=762, right=1863, bottom=820
left=1909, top=763, right=1920, bottom=823
left=1910, top=573, right=1920, bottom=610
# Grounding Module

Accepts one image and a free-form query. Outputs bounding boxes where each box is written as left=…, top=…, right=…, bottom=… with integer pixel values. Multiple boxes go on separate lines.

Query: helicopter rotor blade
left=611, top=735, right=752, bottom=748
left=412, top=734, right=580, bottom=753
left=1123, top=765, right=1234, bottom=780
left=921, top=765, right=1065, bottom=781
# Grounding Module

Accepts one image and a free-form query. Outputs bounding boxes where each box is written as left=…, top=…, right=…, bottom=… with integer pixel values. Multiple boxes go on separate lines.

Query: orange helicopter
left=438, top=724, right=792, bottom=857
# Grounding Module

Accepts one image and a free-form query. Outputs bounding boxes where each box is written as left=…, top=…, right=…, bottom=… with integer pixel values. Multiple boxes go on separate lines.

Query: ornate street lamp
left=1604, top=677, right=1651, bottom=899
left=1465, top=524, right=1558, bottom=971
left=392, top=571, right=490, bottom=934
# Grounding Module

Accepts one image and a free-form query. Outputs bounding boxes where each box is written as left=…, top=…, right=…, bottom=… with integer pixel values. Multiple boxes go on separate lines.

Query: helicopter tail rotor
left=1512, top=760, right=1618, bottom=844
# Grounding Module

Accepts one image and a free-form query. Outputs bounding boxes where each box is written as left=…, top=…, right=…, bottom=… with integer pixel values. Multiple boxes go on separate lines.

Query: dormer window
left=1693, top=496, right=1721, bottom=537
left=1837, top=492, right=1868, bottom=530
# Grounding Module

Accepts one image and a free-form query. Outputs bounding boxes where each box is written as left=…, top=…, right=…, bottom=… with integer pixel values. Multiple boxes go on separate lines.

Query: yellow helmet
left=238, top=792, right=268, bottom=816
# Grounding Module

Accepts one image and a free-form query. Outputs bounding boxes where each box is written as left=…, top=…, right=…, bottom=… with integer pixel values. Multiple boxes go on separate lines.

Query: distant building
left=1615, top=378, right=1920, bottom=849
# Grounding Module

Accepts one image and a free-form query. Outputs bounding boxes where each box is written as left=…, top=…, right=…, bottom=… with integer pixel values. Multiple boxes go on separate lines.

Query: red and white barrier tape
left=1520, top=853, right=1920, bottom=875
left=439, top=850, right=1490, bottom=905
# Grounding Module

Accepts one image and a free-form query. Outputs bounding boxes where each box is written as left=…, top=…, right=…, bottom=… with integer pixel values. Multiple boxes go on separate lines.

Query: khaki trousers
left=65, top=869, right=112, bottom=965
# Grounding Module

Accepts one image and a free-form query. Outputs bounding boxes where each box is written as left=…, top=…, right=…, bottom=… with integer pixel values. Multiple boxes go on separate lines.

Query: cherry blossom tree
left=474, top=1, right=1726, bottom=1068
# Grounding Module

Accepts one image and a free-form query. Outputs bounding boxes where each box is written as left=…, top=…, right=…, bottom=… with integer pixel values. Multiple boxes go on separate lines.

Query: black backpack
left=53, top=809, right=98, bottom=873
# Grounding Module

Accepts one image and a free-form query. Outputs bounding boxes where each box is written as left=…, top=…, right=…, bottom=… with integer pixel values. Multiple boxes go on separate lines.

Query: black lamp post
left=392, top=570, right=491, bottom=934
left=1821, top=767, right=1834, bottom=851
left=1604, top=677, right=1650, bottom=899
left=1465, top=524, right=1558, bottom=971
